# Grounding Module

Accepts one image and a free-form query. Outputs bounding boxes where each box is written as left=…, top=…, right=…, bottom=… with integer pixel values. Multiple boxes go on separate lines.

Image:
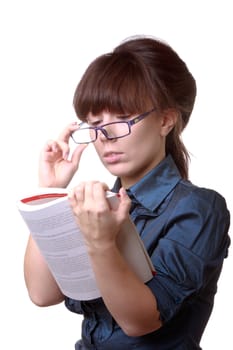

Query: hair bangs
left=73, top=52, right=152, bottom=121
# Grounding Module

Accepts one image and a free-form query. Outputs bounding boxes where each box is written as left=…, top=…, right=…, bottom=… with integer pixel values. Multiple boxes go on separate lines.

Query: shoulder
left=165, top=180, right=231, bottom=258
left=149, top=179, right=230, bottom=244
left=175, top=180, right=229, bottom=215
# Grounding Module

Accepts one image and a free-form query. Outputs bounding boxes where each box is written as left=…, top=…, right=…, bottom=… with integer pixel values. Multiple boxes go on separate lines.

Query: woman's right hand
left=38, top=122, right=88, bottom=188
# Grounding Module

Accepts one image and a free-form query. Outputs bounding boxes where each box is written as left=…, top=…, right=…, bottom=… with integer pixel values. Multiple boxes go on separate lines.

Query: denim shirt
left=65, top=155, right=230, bottom=350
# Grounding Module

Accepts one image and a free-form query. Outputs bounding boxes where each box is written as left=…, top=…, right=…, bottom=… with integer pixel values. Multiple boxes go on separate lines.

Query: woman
left=24, top=36, right=230, bottom=349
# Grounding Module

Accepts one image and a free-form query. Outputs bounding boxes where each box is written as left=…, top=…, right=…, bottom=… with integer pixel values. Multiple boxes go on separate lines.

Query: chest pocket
left=131, top=186, right=183, bottom=256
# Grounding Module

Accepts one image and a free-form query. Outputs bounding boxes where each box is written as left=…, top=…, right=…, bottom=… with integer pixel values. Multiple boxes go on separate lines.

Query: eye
left=116, top=114, right=131, bottom=121
left=87, top=119, right=102, bottom=127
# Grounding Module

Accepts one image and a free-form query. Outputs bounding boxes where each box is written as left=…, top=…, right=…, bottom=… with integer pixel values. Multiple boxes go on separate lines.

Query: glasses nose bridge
left=96, top=126, right=110, bottom=140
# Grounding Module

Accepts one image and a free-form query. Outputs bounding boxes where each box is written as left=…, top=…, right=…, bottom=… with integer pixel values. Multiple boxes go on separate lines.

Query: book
left=17, top=188, right=155, bottom=301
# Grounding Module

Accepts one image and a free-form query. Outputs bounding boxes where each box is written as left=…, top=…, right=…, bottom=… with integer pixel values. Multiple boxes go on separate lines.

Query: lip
left=102, top=151, right=123, bottom=164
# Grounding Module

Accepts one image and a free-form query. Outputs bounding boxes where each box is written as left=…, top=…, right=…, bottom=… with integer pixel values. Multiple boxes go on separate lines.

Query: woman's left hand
left=68, top=181, right=131, bottom=253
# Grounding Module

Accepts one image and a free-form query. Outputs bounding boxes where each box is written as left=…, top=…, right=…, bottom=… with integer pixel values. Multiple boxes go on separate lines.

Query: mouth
left=102, top=151, right=123, bottom=164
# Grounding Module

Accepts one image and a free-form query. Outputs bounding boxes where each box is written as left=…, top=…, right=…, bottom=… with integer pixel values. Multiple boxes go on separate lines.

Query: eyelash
left=88, top=121, right=101, bottom=127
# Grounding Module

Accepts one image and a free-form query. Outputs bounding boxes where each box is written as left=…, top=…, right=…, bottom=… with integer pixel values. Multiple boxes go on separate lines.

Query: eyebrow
left=87, top=112, right=132, bottom=120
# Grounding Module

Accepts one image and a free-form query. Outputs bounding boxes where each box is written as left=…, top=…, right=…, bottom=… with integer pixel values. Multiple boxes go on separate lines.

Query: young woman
left=24, top=36, right=230, bottom=349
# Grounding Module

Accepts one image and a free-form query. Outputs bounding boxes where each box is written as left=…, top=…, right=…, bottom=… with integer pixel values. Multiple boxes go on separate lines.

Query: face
left=87, top=110, right=171, bottom=188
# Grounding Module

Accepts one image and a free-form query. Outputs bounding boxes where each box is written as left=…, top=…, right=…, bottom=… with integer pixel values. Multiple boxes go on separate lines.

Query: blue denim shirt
left=65, top=155, right=230, bottom=350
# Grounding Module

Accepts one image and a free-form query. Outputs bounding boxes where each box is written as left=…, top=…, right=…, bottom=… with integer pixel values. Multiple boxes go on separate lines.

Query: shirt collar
left=112, top=155, right=182, bottom=213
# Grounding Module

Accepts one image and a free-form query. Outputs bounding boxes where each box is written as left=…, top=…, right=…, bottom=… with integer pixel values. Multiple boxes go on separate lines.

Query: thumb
left=118, top=187, right=131, bottom=214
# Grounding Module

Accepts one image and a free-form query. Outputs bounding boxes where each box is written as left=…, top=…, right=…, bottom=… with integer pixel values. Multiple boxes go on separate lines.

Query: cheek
left=133, top=129, right=164, bottom=160
left=131, top=125, right=161, bottom=148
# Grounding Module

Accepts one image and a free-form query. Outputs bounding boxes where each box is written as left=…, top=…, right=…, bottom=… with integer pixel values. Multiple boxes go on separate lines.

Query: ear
left=160, top=109, right=178, bottom=136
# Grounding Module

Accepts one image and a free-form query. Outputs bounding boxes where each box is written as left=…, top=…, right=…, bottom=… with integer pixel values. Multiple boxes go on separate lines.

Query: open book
left=17, top=188, right=155, bottom=301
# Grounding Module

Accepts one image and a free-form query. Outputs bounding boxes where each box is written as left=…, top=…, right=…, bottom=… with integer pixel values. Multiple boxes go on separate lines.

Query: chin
left=104, top=164, right=129, bottom=178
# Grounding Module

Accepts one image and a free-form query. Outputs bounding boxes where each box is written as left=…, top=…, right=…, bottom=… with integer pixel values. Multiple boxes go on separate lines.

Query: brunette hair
left=73, top=36, right=196, bottom=179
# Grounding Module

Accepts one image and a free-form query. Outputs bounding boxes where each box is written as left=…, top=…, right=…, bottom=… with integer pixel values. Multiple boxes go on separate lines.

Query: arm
left=24, top=235, right=64, bottom=306
left=69, top=182, right=162, bottom=336
left=89, top=243, right=162, bottom=336
left=24, top=122, right=88, bottom=306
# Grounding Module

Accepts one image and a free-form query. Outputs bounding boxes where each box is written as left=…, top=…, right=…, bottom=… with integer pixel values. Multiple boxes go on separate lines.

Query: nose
left=98, top=127, right=117, bottom=142
left=98, top=128, right=109, bottom=141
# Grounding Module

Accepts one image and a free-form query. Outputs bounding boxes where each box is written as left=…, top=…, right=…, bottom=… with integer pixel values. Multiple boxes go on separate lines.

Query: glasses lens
left=71, top=121, right=131, bottom=143
left=103, top=122, right=130, bottom=139
left=71, top=126, right=96, bottom=144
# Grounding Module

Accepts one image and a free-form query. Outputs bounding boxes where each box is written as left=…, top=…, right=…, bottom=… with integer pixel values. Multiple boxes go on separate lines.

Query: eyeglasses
left=71, top=108, right=156, bottom=144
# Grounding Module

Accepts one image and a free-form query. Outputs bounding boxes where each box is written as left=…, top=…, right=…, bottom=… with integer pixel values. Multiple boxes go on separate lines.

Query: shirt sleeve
left=146, top=187, right=230, bottom=323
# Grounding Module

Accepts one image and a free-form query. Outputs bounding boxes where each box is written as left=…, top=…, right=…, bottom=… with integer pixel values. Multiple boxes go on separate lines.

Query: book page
left=20, top=199, right=101, bottom=300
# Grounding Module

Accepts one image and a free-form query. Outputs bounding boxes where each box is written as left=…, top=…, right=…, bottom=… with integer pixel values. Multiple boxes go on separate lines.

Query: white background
left=0, top=1, right=232, bottom=349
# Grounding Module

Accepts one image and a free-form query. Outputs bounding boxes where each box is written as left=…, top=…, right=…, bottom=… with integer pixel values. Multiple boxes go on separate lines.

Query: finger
left=70, top=143, right=88, bottom=165
left=40, top=140, right=61, bottom=161
left=56, top=140, right=70, bottom=160
left=43, top=140, right=59, bottom=153
left=74, top=182, right=85, bottom=203
left=58, top=122, right=80, bottom=144
left=67, top=188, right=77, bottom=207
left=45, top=139, right=70, bottom=160
left=83, top=181, right=104, bottom=204
left=92, top=182, right=110, bottom=208
left=84, top=181, right=95, bottom=202
left=118, top=187, right=131, bottom=213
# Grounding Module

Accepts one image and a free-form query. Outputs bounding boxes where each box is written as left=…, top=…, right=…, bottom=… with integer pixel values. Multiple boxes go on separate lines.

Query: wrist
left=86, top=239, right=118, bottom=257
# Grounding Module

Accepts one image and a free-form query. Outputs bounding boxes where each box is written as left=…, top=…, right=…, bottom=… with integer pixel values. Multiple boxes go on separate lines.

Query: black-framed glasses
left=71, top=108, right=156, bottom=144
